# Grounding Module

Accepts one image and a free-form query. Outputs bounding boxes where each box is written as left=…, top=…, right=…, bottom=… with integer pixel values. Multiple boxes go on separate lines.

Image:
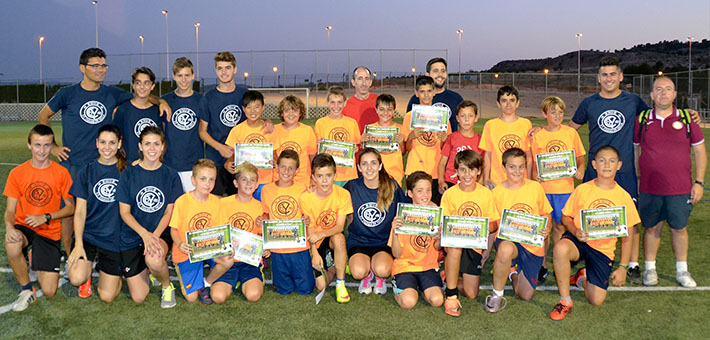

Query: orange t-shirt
left=314, top=115, right=361, bottom=181
left=225, top=121, right=273, bottom=185
left=366, top=122, right=405, bottom=185
left=388, top=231, right=439, bottom=276
left=299, top=186, right=353, bottom=248
left=440, top=184, right=499, bottom=254
left=478, top=117, right=532, bottom=186
left=219, top=195, right=264, bottom=262
left=3, top=161, right=73, bottom=241
left=530, top=125, right=586, bottom=194
left=402, top=110, right=451, bottom=177
left=492, top=179, right=553, bottom=256
left=260, top=182, right=309, bottom=254
left=271, top=123, right=317, bottom=186
left=169, top=192, right=223, bottom=264
left=561, top=180, right=641, bottom=260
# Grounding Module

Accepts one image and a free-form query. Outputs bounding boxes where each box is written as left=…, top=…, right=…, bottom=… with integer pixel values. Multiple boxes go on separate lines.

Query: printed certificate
left=234, top=143, right=274, bottom=169
left=580, top=206, right=628, bottom=240
left=536, top=150, right=577, bottom=180
left=441, top=216, right=489, bottom=249
left=262, top=219, right=307, bottom=249
left=186, top=224, right=233, bottom=263
left=363, top=126, right=400, bottom=153
left=395, top=203, right=442, bottom=236
left=497, top=209, right=548, bottom=248
left=318, top=139, right=356, bottom=168
left=230, top=227, right=264, bottom=267
left=410, top=104, right=449, bottom=132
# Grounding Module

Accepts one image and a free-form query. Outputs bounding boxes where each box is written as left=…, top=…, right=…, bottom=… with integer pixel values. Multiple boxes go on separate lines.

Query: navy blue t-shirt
left=198, top=86, right=248, bottom=164
left=406, top=89, right=464, bottom=132
left=117, top=164, right=183, bottom=250
left=344, top=177, right=410, bottom=249
left=572, top=91, right=650, bottom=179
left=112, top=102, right=162, bottom=164
left=161, top=91, right=204, bottom=171
left=68, top=160, right=122, bottom=252
left=47, top=83, right=133, bottom=167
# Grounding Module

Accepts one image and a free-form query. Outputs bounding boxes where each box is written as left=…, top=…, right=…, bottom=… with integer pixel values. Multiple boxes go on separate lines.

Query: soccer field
left=0, top=120, right=708, bottom=340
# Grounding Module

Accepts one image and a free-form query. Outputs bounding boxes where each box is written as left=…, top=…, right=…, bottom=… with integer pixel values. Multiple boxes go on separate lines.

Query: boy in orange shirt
left=272, top=95, right=317, bottom=187
left=300, top=154, right=353, bottom=303
left=215, top=162, right=267, bottom=303
left=261, top=150, right=315, bottom=295
left=224, top=90, right=273, bottom=200
left=4, top=125, right=74, bottom=312
left=487, top=148, right=552, bottom=313
left=549, top=145, right=640, bottom=321
left=389, top=171, right=444, bottom=309
left=479, top=85, right=533, bottom=189
left=169, top=159, right=234, bottom=305
left=403, top=76, right=451, bottom=204
left=361, top=94, right=406, bottom=185
left=440, top=149, right=499, bottom=317
left=315, top=87, right=361, bottom=186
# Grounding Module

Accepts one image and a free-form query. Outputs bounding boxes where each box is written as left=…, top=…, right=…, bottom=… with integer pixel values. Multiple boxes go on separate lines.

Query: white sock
left=203, top=278, right=211, bottom=288
left=645, top=261, right=656, bottom=271
left=629, top=261, right=639, bottom=269
left=676, top=261, right=688, bottom=272
left=492, top=288, right=504, bottom=297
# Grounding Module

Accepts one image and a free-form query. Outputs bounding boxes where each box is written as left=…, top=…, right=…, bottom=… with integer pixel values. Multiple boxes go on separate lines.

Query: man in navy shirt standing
left=406, top=57, right=464, bottom=132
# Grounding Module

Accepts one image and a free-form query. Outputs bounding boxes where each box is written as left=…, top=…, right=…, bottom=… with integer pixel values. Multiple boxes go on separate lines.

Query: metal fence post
left=347, top=50, right=351, bottom=89
left=379, top=49, right=383, bottom=94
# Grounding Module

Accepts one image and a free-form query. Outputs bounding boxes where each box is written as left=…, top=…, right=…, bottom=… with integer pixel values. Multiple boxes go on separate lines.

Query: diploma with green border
left=363, top=126, right=399, bottom=152
left=497, top=209, right=547, bottom=248
left=410, top=104, right=449, bottom=132
left=535, top=149, right=576, bottom=180
left=318, top=139, right=356, bottom=168
left=234, top=143, right=274, bottom=169
left=262, top=219, right=307, bottom=249
left=395, top=203, right=441, bottom=236
left=580, top=206, right=628, bottom=240
left=441, top=216, right=489, bottom=249
left=186, top=224, right=233, bottom=263
left=230, top=227, right=264, bottom=267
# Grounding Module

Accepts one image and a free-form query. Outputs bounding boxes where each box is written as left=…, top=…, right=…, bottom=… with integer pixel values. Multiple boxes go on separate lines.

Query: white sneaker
left=358, top=270, right=374, bottom=295
left=643, top=269, right=658, bottom=286
left=676, top=271, right=697, bottom=288
left=12, top=289, right=36, bottom=312
left=373, top=277, right=387, bottom=295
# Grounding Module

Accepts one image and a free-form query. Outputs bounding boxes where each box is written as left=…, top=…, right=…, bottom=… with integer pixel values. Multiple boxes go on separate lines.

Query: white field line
left=0, top=163, right=21, bottom=166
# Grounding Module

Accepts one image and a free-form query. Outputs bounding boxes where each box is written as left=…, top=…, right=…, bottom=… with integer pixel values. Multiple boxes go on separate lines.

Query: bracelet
left=619, top=264, right=629, bottom=269
left=694, top=180, right=705, bottom=187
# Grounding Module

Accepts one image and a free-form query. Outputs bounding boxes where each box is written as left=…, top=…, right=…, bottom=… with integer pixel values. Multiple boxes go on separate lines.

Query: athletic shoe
left=444, top=296, right=461, bottom=317
left=78, top=277, right=93, bottom=298
left=161, top=283, right=177, bottom=309
left=12, top=288, right=36, bottom=312
left=373, top=277, right=387, bottom=295
left=149, top=274, right=161, bottom=287
left=643, top=269, right=658, bottom=286
left=549, top=300, right=572, bottom=321
left=570, top=268, right=586, bottom=289
left=336, top=284, right=350, bottom=303
left=676, top=271, right=697, bottom=288
left=358, top=270, right=374, bottom=295
left=198, top=287, right=213, bottom=305
left=508, top=265, right=518, bottom=281
left=627, top=266, right=641, bottom=284
left=538, top=266, right=549, bottom=285
left=484, top=294, right=507, bottom=313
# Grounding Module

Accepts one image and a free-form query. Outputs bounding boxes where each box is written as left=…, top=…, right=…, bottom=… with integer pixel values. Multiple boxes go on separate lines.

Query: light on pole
left=92, top=1, right=98, bottom=47
left=687, top=36, right=694, bottom=95
left=39, top=36, right=45, bottom=83
left=139, top=35, right=144, bottom=66
left=273, top=66, right=278, bottom=87
left=575, top=33, right=582, bottom=97
left=162, top=10, right=169, bottom=81
left=325, top=25, right=332, bottom=87
left=456, top=29, right=464, bottom=89
left=194, top=22, right=200, bottom=80
left=244, top=72, right=249, bottom=86
left=658, top=71, right=663, bottom=76
left=544, top=68, right=549, bottom=96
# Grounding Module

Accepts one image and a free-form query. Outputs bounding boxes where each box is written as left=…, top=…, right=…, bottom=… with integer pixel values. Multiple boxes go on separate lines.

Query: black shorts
left=347, top=245, right=392, bottom=258
left=119, top=245, right=148, bottom=278
left=460, top=248, right=483, bottom=276
left=212, top=166, right=237, bottom=196
left=393, top=269, right=443, bottom=293
left=71, top=240, right=126, bottom=277
left=159, top=229, right=173, bottom=252
left=17, top=225, right=62, bottom=273
left=313, top=237, right=334, bottom=278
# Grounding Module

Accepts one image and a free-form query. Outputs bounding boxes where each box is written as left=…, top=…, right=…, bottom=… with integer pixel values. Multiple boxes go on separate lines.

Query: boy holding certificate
left=438, top=100, right=485, bottom=193
left=361, top=94, right=406, bottom=185
left=272, top=95, right=317, bottom=187
left=300, top=154, right=354, bottom=303
left=440, top=149, right=499, bottom=317
left=549, top=145, right=641, bottom=321
left=402, top=76, right=451, bottom=205
left=224, top=90, right=273, bottom=200
left=169, top=159, right=234, bottom=305
left=216, top=162, right=267, bottom=303
left=260, top=150, right=315, bottom=295
left=315, top=87, right=361, bottom=186
left=389, top=171, right=444, bottom=309
left=488, top=148, right=552, bottom=313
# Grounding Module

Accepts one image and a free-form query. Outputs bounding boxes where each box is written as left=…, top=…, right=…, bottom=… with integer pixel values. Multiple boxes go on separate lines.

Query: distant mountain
left=487, top=39, right=709, bottom=74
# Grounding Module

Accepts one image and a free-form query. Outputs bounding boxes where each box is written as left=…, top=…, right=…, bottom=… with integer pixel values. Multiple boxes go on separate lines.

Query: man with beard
left=406, top=58, right=464, bottom=132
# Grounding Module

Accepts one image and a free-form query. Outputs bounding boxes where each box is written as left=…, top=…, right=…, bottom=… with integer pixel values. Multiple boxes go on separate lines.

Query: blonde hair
left=192, top=158, right=216, bottom=174
left=277, top=95, right=306, bottom=122
left=326, top=86, right=346, bottom=102
left=235, top=161, right=258, bottom=181
left=541, top=96, right=566, bottom=114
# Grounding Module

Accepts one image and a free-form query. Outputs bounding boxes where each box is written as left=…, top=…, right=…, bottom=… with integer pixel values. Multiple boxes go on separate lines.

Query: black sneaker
left=627, top=266, right=641, bottom=284
left=538, top=266, right=549, bottom=284
left=199, top=287, right=213, bottom=305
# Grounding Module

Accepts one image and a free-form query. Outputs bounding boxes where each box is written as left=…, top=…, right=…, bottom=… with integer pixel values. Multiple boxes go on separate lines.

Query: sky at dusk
left=2, top=0, right=709, bottom=83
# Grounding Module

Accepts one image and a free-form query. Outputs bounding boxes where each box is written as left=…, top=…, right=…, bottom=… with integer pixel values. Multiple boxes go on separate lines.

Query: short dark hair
left=375, top=94, right=396, bottom=109
left=415, top=76, right=435, bottom=90
left=426, top=58, right=447, bottom=73
left=277, top=149, right=300, bottom=168
left=596, top=145, right=620, bottom=159
left=599, top=55, right=620, bottom=69
left=406, top=171, right=433, bottom=191
left=457, top=100, right=478, bottom=116
left=454, top=149, right=483, bottom=171
left=497, top=85, right=519, bottom=102
left=311, top=153, right=336, bottom=174
left=172, top=57, right=194, bottom=74
left=28, top=124, right=55, bottom=144
left=132, top=67, right=156, bottom=83
left=502, top=147, right=526, bottom=166
left=242, top=90, right=265, bottom=107
left=80, top=48, right=106, bottom=65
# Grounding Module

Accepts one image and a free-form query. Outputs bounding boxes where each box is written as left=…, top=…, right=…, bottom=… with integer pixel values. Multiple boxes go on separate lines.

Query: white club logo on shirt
left=79, top=100, right=107, bottom=124
left=93, top=178, right=118, bottom=203
left=433, top=102, right=452, bottom=117
left=136, top=186, right=165, bottom=213
left=134, top=118, right=158, bottom=137
left=172, top=107, right=197, bottom=131
left=597, top=110, right=625, bottom=134
left=220, top=104, right=242, bottom=127
left=357, top=202, right=386, bottom=228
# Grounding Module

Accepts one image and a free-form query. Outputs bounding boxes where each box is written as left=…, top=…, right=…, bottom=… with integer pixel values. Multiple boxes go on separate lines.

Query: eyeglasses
left=85, top=64, right=109, bottom=69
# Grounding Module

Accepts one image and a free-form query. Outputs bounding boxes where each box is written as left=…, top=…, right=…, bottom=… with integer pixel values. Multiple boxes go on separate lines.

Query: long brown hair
left=359, top=147, right=395, bottom=212
left=98, top=124, right=126, bottom=172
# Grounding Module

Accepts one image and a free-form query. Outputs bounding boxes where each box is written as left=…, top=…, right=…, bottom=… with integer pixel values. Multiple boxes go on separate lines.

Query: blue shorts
left=562, top=231, right=613, bottom=290
left=495, top=238, right=544, bottom=289
left=176, top=259, right=215, bottom=295
left=215, top=262, right=264, bottom=289
left=392, top=269, right=442, bottom=294
left=252, top=183, right=266, bottom=201
left=639, top=192, right=693, bottom=230
left=271, top=250, right=315, bottom=295
left=546, top=193, right=572, bottom=224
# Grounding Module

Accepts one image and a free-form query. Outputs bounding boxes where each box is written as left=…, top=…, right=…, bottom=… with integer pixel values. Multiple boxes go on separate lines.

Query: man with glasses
left=343, top=66, right=378, bottom=134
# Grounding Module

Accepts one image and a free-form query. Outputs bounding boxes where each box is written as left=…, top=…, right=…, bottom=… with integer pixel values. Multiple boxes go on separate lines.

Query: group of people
left=4, top=48, right=705, bottom=322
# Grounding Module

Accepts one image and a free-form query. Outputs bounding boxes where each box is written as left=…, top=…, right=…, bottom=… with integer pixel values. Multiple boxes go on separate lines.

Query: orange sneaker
left=549, top=300, right=573, bottom=320
left=570, top=268, right=586, bottom=288
left=78, top=277, right=93, bottom=298
left=444, top=296, right=462, bottom=317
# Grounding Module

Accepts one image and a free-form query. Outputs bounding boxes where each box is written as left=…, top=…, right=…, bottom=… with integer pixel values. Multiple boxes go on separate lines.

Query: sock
left=203, top=278, right=211, bottom=288
left=21, top=283, right=32, bottom=291
left=676, top=261, right=688, bottom=272
left=560, top=296, right=572, bottom=305
left=445, top=287, right=459, bottom=297
left=492, top=288, right=504, bottom=297
left=336, top=278, right=345, bottom=287
left=629, top=261, right=639, bottom=269
left=375, top=276, right=386, bottom=284
left=645, top=261, right=656, bottom=271
left=577, top=276, right=586, bottom=287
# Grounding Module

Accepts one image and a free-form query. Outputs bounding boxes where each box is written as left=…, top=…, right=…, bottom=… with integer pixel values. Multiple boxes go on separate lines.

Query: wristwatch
left=44, top=213, right=51, bottom=224
left=695, top=180, right=705, bottom=187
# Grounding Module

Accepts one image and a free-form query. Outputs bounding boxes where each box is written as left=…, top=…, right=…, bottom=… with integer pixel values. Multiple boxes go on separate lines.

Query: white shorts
left=178, top=171, right=195, bottom=192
